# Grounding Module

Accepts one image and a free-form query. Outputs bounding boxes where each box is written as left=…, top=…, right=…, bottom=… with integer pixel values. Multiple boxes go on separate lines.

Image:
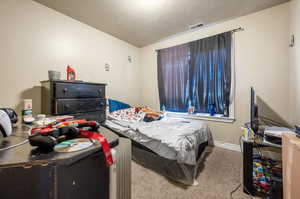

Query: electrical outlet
left=105, top=63, right=110, bottom=71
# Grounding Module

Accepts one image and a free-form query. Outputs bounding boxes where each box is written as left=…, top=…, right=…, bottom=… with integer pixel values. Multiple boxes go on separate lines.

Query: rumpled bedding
left=109, top=107, right=145, bottom=122
left=105, top=108, right=211, bottom=165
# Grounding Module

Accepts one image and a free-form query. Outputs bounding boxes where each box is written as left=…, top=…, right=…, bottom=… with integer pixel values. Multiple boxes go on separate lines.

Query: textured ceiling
left=33, top=0, right=289, bottom=47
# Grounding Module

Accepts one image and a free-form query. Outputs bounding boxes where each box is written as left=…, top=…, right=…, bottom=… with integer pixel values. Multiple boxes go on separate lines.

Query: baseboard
left=214, top=140, right=241, bottom=152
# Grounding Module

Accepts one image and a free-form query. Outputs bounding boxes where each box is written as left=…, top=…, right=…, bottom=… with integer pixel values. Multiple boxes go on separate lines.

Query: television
left=250, top=87, right=259, bottom=134
left=250, top=87, right=292, bottom=137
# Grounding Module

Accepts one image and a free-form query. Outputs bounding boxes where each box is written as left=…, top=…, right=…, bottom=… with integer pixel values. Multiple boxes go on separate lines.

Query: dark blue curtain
left=157, top=43, right=190, bottom=112
left=189, top=32, right=232, bottom=115
left=157, top=32, right=232, bottom=115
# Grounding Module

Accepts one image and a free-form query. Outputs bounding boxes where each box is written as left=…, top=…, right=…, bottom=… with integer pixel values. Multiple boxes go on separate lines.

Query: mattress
left=105, top=115, right=211, bottom=165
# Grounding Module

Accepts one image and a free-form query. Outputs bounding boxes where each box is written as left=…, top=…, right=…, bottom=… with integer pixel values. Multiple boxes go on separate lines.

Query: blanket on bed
left=109, top=107, right=164, bottom=122
left=106, top=109, right=211, bottom=165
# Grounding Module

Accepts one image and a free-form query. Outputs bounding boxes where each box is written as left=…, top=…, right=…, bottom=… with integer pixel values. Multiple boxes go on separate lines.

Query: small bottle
left=161, top=105, right=166, bottom=112
left=223, top=103, right=229, bottom=117
left=67, top=65, right=76, bottom=81
left=209, top=104, right=215, bottom=116
left=22, top=99, right=35, bottom=124
left=188, top=100, right=194, bottom=114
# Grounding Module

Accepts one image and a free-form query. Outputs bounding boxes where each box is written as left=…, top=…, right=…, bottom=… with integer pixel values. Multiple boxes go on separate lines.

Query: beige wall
left=290, top=0, right=300, bottom=124
left=0, top=0, right=141, bottom=114
left=140, top=3, right=291, bottom=144
left=0, top=1, right=293, bottom=145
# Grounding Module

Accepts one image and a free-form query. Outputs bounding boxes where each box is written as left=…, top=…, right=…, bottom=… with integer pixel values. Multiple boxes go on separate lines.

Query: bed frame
left=103, top=125, right=209, bottom=185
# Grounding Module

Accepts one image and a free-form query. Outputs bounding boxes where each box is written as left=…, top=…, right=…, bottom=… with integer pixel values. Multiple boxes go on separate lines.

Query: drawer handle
left=63, top=88, right=68, bottom=93
left=98, top=89, right=102, bottom=94
left=100, top=102, right=105, bottom=106
left=64, top=104, right=70, bottom=109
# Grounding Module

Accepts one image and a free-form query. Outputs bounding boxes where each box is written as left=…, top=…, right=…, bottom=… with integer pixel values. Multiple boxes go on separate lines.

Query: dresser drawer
left=55, top=98, right=106, bottom=115
left=54, top=82, right=105, bottom=99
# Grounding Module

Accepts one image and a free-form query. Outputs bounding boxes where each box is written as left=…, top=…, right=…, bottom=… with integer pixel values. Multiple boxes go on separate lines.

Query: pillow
left=108, top=99, right=131, bottom=113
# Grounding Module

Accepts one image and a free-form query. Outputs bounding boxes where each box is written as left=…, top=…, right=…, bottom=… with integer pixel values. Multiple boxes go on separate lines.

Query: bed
left=104, top=107, right=212, bottom=185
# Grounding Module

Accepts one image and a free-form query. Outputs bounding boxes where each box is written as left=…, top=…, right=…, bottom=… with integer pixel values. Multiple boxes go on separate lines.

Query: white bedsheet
left=105, top=116, right=211, bottom=165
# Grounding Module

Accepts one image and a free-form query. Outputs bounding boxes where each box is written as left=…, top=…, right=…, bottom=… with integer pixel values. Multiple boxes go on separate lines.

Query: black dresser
left=0, top=125, right=119, bottom=199
left=41, top=80, right=107, bottom=123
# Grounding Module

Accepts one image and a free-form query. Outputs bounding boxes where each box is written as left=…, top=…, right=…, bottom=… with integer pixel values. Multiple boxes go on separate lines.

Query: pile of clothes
left=135, top=107, right=164, bottom=122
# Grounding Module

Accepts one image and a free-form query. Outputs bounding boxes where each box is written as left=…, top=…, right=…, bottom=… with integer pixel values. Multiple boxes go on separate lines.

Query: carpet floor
left=132, top=147, right=258, bottom=199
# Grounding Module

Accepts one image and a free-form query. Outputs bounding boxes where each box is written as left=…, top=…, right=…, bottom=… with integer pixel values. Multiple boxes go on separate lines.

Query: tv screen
left=250, top=87, right=259, bottom=134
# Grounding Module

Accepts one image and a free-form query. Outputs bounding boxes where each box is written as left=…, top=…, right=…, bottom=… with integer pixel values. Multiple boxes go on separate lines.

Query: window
left=157, top=32, right=234, bottom=119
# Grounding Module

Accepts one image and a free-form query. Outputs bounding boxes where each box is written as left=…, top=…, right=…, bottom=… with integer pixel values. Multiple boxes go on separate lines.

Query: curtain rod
left=231, top=27, right=244, bottom=33
left=155, top=27, right=244, bottom=52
